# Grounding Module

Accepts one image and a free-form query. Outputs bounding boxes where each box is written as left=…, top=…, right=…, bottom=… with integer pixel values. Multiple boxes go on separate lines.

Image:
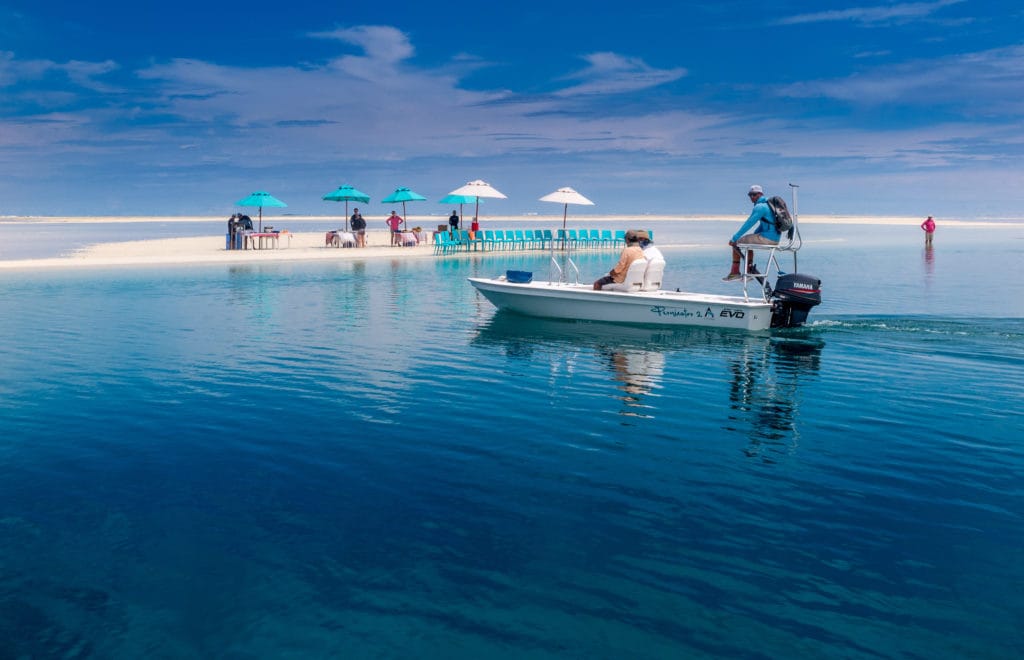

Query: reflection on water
left=474, top=311, right=826, bottom=434
left=605, top=349, right=665, bottom=417
left=725, top=337, right=824, bottom=461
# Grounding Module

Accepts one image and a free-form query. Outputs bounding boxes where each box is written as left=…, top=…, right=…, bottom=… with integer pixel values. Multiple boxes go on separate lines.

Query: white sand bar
left=1, top=215, right=1020, bottom=271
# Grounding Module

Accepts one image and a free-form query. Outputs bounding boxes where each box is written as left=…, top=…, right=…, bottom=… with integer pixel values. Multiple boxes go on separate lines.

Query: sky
left=1, top=0, right=1022, bottom=218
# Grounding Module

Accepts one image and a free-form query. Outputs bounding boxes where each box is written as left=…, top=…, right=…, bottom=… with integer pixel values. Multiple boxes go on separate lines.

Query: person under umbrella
left=236, top=191, right=286, bottom=233
left=447, top=180, right=506, bottom=231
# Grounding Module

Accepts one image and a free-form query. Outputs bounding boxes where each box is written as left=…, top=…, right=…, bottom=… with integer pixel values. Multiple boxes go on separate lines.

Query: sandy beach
left=1, top=214, right=1020, bottom=271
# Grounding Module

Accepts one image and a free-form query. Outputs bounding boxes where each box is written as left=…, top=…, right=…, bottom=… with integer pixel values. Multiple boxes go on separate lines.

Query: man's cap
left=748, top=185, right=763, bottom=194
left=636, top=229, right=650, bottom=241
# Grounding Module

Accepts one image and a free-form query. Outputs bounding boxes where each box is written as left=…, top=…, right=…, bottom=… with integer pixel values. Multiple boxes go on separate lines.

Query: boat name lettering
left=720, top=309, right=745, bottom=319
left=650, top=306, right=695, bottom=318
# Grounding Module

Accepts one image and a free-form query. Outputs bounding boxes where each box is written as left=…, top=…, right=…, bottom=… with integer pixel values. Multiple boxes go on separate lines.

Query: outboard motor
left=770, top=273, right=822, bottom=328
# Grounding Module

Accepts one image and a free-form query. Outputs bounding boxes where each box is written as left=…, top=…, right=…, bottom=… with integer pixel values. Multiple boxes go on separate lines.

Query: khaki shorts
left=736, top=233, right=778, bottom=246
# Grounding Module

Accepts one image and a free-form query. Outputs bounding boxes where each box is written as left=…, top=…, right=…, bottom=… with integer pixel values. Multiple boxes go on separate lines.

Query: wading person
left=921, top=215, right=936, bottom=247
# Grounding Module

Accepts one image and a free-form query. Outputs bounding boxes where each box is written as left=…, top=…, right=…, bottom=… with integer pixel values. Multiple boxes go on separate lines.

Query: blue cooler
left=506, top=270, right=533, bottom=283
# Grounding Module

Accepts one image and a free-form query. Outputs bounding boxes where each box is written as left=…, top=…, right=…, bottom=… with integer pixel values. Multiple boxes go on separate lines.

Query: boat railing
left=548, top=241, right=581, bottom=285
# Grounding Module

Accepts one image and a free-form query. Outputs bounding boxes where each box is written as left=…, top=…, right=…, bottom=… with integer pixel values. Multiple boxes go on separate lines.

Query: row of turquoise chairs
left=432, top=228, right=654, bottom=255
left=433, top=229, right=556, bottom=254
left=555, top=228, right=656, bottom=248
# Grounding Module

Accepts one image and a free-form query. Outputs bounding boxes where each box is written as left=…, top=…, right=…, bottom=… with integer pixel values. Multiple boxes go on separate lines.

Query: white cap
left=748, top=185, right=763, bottom=194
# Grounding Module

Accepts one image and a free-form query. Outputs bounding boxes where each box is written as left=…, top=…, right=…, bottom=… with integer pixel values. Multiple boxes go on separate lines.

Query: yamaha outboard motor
left=770, top=273, right=822, bottom=328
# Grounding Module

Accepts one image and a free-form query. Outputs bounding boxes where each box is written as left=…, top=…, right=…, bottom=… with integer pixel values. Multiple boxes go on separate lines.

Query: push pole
left=789, top=182, right=799, bottom=271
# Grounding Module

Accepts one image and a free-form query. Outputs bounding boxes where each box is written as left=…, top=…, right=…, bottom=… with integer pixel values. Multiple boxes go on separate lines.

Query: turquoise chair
left=523, top=229, right=538, bottom=249
left=461, top=229, right=482, bottom=251
left=541, top=229, right=553, bottom=250
left=600, top=229, right=613, bottom=247
left=588, top=229, right=601, bottom=247
left=614, top=230, right=626, bottom=244
left=433, top=231, right=453, bottom=255
left=513, top=229, right=526, bottom=250
left=481, top=229, right=495, bottom=251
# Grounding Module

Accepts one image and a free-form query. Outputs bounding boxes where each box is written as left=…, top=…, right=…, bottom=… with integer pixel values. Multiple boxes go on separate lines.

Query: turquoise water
left=1, top=223, right=1023, bottom=657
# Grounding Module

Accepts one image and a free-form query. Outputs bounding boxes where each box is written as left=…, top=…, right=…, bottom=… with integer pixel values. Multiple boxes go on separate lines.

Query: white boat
left=469, top=276, right=792, bottom=331
left=470, top=189, right=822, bottom=331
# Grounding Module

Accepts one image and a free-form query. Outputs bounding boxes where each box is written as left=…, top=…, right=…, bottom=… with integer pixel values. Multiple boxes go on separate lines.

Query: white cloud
left=0, top=50, right=118, bottom=90
left=778, top=45, right=1024, bottom=113
left=311, top=24, right=415, bottom=79
left=776, top=0, right=965, bottom=26
left=554, top=52, right=686, bottom=97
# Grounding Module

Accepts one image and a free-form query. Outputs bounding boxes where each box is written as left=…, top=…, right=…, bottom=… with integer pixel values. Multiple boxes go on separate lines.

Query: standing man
left=449, top=210, right=460, bottom=232
left=921, top=215, right=936, bottom=246
left=723, top=185, right=779, bottom=281
left=386, top=211, right=403, bottom=246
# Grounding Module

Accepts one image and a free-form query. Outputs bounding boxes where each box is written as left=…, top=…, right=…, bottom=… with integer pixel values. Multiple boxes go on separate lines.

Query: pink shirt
left=921, top=218, right=936, bottom=232
left=387, top=215, right=403, bottom=231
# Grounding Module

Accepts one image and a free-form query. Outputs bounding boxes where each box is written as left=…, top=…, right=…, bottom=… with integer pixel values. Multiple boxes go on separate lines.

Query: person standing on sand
left=921, top=215, right=936, bottom=246
left=386, top=211, right=403, bottom=246
left=350, top=209, right=367, bottom=247
left=449, top=210, right=460, bottom=232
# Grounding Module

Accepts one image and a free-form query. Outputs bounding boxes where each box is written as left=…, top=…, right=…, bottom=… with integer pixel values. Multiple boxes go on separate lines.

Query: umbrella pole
left=259, top=207, right=263, bottom=233
left=561, top=203, right=568, bottom=250
left=345, top=201, right=349, bottom=232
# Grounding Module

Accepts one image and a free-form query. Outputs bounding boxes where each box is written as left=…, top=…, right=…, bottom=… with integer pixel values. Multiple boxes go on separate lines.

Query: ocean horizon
left=1, top=220, right=1022, bottom=657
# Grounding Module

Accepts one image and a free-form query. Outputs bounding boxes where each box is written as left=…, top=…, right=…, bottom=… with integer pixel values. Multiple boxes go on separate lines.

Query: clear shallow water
left=1, top=225, right=1023, bottom=657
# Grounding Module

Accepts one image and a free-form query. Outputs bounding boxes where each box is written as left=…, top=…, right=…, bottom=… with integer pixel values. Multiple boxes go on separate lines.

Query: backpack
left=765, top=196, right=794, bottom=235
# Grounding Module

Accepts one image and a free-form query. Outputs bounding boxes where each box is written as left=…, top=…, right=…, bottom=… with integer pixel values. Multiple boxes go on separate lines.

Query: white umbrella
left=448, top=179, right=506, bottom=227
left=539, top=186, right=595, bottom=231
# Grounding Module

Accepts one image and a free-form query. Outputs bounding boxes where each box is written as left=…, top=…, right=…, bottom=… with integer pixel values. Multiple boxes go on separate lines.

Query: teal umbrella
left=381, top=187, right=427, bottom=229
left=438, top=194, right=483, bottom=231
left=236, top=191, right=287, bottom=232
left=322, top=184, right=370, bottom=231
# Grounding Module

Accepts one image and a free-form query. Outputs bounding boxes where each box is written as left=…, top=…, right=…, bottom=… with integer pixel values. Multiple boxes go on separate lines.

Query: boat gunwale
left=466, top=276, right=772, bottom=309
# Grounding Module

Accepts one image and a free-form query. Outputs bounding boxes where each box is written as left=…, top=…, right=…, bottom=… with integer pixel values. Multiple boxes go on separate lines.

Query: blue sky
left=1, top=0, right=1022, bottom=218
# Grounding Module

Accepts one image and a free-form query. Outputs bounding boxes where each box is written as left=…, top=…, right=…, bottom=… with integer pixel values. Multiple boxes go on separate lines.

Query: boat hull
left=468, top=277, right=774, bottom=331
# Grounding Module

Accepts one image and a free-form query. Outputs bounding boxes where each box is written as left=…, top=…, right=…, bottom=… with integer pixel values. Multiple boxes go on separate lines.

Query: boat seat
left=602, top=258, right=648, bottom=292
left=641, top=258, right=666, bottom=291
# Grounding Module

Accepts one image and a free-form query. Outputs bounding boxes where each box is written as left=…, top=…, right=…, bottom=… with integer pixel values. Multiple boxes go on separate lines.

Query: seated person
left=636, top=230, right=664, bottom=263
left=723, top=185, right=778, bottom=281
left=593, top=230, right=644, bottom=290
